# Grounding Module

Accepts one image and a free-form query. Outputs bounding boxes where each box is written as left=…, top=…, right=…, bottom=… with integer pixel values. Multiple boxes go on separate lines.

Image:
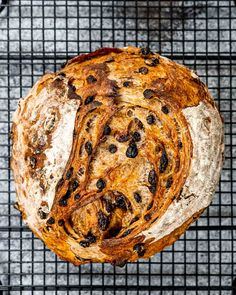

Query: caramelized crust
left=11, top=47, right=224, bottom=265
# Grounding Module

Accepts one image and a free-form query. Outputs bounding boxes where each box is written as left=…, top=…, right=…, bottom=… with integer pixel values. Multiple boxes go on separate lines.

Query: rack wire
left=0, top=1, right=235, bottom=294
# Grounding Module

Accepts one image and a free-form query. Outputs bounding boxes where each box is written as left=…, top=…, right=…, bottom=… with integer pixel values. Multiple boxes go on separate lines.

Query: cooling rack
left=0, top=1, right=235, bottom=294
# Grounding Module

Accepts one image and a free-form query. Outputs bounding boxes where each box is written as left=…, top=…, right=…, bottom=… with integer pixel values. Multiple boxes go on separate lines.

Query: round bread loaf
left=11, top=47, right=224, bottom=266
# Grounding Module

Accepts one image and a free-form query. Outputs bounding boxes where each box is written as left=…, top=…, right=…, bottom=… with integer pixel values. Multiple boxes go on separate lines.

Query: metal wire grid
left=0, top=0, right=235, bottom=294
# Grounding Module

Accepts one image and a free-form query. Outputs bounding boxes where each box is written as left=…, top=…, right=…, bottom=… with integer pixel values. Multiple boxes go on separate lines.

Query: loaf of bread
left=11, top=47, right=224, bottom=266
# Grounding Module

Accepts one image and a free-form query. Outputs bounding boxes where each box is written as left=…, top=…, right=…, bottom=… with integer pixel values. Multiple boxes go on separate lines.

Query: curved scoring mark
left=0, top=0, right=7, bottom=13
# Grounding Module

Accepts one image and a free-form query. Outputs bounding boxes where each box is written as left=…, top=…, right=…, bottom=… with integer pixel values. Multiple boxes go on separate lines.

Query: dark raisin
left=145, top=57, right=159, bottom=66
left=59, top=72, right=66, bottom=77
left=84, top=95, right=95, bottom=105
left=135, top=118, right=144, bottom=129
left=140, top=47, right=151, bottom=55
left=38, top=208, right=48, bottom=219
left=143, top=89, right=155, bottom=99
left=96, top=178, right=106, bottom=191
left=161, top=105, right=169, bottom=114
left=123, top=81, right=131, bottom=87
left=146, top=114, right=156, bottom=125
left=178, top=141, right=183, bottom=149
left=132, top=131, right=141, bottom=142
left=29, top=156, right=37, bottom=169
left=85, top=231, right=96, bottom=243
left=126, top=143, right=138, bottom=158
left=108, top=144, right=117, bottom=154
left=74, top=193, right=81, bottom=200
left=147, top=201, right=154, bottom=210
left=47, top=217, right=55, bottom=225
left=56, top=178, right=64, bottom=191
left=103, top=124, right=111, bottom=136
left=166, top=177, right=173, bottom=189
left=133, top=192, right=142, bottom=203
left=115, top=194, right=126, bottom=210
left=85, top=141, right=93, bottom=155
left=97, top=210, right=109, bottom=231
left=58, top=219, right=65, bottom=226
left=70, top=179, right=79, bottom=191
left=104, top=198, right=113, bottom=213
left=139, top=67, right=149, bottom=75
left=148, top=169, right=157, bottom=186
left=66, top=167, right=74, bottom=180
left=159, top=151, right=168, bottom=173
left=144, top=214, right=151, bottom=221
left=149, top=185, right=157, bottom=194
left=59, top=197, right=68, bottom=207
left=121, top=228, right=133, bottom=237
left=79, top=240, right=90, bottom=248
left=130, top=216, right=139, bottom=224
left=138, top=249, right=146, bottom=257
left=133, top=243, right=144, bottom=253
left=86, top=75, right=97, bottom=83
left=116, top=134, right=130, bottom=142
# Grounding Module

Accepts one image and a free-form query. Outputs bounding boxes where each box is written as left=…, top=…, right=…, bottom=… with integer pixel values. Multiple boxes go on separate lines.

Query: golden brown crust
left=11, top=47, right=224, bottom=266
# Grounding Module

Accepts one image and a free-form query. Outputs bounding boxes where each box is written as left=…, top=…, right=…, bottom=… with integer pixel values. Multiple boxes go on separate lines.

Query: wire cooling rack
left=0, top=1, right=235, bottom=294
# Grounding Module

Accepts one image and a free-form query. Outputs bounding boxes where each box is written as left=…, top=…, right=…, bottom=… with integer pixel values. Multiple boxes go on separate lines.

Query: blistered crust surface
left=11, top=47, right=224, bottom=266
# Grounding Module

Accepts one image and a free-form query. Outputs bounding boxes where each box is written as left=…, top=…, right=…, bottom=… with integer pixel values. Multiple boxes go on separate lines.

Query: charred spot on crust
left=139, top=67, right=149, bottom=74
left=59, top=197, right=68, bottom=207
left=86, top=75, right=97, bottom=83
left=47, top=217, right=55, bottom=225
left=96, top=178, right=106, bottom=191
left=60, top=61, right=67, bottom=69
left=145, top=57, right=159, bottom=66
left=116, top=134, right=130, bottom=143
left=161, top=105, right=169, bottom=114
left=113, top=259, right=128, bottom=268
left=159, top=151, right=168, bottom=173
left=68, top=85, right=81, bottom=100
left=103, top=124, right=111, bottom=136
left=108, top=144, right=117, bottom=153
left=166, top=176, right=173, bottom=189
left=105, top=56, right=115, bottom=63
left=58, top=219, right=65, bottom=226
left=126, top=142, right=138, bottom=158
left=97, top=210, right=109, bottom=231
left=85, top=141, right=93, bottom=155
left=84, top=95, right=95, bottom=105
left=133, top=192, right=142, bottom=203
left=140, top=47, right=151, bottom=55
left=66, top=167, right=74, bottom=180
left=143, top=89, right=155, bottom=99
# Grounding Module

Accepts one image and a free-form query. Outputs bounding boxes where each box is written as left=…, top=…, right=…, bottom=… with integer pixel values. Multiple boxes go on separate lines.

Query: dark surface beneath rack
left=0, top=1, right=235, bottom=294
